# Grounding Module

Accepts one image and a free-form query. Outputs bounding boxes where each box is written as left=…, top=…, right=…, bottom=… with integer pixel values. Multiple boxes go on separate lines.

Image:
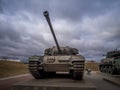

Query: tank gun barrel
left=43, top=11, right=61, bottom=52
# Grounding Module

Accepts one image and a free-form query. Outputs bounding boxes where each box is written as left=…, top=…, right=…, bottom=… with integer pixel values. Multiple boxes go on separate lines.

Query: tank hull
left=29, top=55, right=85, bottom=80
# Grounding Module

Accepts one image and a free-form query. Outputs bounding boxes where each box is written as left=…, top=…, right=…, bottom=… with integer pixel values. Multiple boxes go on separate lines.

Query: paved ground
left=0, top=74, right=34, bottom=90
left=103, top=75, right=120, bottom=86
left=0, top=72, right=120, bottom=90
left=85, top=72, right=120, bottom=90
left=12, top=77, right=96, bottom=90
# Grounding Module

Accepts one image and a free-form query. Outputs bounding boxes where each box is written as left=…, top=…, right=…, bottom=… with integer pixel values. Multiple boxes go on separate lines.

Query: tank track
left=99, top=64, right=117, bottom=74
left=29, top=56, right=45, bottom=79
left=72, top=61, right=84, bottom=80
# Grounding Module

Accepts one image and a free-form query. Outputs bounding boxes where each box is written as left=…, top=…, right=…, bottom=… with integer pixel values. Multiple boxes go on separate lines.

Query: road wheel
left=103, top=66, right=106, bottom=73
left=69, top=70, right=73, bottom=78
left=73, top=71, right=83, bottom=80
left=72, top=61, right=84, bottom=80
left=118, top=69, right=120, bottom=74
left=101, top=66, right=104, bottom=72
left=99, top=66, right=102, bottom=72
left=29, top=67, right=45, bottom=79
left=110, top=66, right=114, bottom=74
left=105, top=66, right=108, bottom=73
left=29, top=56, right=45, bottom=79
left=106, top=66, right=109, bottom=73
left=108, top=66, right=111, bottom=73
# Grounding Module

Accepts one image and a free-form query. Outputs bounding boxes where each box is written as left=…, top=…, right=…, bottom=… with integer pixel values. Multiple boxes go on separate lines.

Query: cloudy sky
left=0, top=0, right=120, bottom=61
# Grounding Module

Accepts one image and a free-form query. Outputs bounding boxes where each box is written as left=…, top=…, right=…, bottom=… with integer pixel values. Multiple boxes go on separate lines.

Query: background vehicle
left=99, top=50, right=120, bottom=75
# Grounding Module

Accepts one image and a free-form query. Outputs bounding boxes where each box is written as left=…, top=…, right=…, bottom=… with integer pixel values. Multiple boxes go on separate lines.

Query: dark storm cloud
left=0, top=0, right=120, bottom=61
left=0, top=20, right=21, bottom=42
left=2, top=0, right=120, bottom=20
left=0, top=13, right=47, bottom=56
left=50, top=0, right=120, bottom=21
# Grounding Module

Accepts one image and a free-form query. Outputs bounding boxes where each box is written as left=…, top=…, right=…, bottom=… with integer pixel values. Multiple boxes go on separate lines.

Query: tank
left=28, top=11, right=85, bottom=80
left=99, top=50, right=120, bottom=75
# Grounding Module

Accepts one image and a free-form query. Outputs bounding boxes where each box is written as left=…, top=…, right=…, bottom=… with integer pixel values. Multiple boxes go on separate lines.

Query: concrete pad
left=103, top=76, right=120, bottom=87
left=11, top=78, right=96, bottom=90
left=0, top=74, right=30, bottom=80
left=100, top=72, right=120, bottom=86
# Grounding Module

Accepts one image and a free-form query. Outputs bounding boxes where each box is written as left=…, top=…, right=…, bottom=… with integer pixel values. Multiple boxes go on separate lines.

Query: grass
left=85, top=62, right=100, bottom=71
left=0, top=60, right=29, bottom=78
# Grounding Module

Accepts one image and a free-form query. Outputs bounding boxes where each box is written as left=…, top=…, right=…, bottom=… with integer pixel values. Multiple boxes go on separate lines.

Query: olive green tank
left=29, top=11, right=85, bottom=80
left=99, top=50, right=120, bottom=75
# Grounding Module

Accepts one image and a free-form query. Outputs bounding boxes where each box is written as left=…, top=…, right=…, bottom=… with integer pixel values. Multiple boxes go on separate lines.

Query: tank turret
left=44, top=46, right=78, bottom=55
left=106, top=50, right=120, bottom=58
